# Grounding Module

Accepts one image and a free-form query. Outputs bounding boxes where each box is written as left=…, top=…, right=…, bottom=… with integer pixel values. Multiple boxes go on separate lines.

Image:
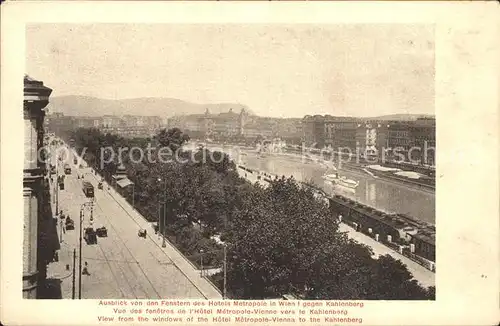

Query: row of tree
left=67, top=127, right=435, bottom=300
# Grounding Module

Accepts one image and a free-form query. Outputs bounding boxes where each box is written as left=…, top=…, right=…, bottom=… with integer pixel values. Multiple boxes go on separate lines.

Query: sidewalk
left=87, top=170, right=222, bottom=299
left=45, top=178, right=76, bottom=299
left=338, top=223, right=434, bottom=287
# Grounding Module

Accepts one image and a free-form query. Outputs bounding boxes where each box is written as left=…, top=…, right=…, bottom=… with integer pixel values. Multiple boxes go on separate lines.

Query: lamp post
left=52, top=152, right=56, bottom=204
left=223, top=244, right=227, bottom=299
left=157, top=202, right=161, bottom=240
left=55, top=157, right=59, bottom=215
left=157, top=178, right=167, bottom=248
left=78, top=208, right=83, bottom=299
left=131, top=184, right=135, bottom=207
left=79, top=201, right=93, bottom=299
left=200, top=249, right=204, bottom=277
left=72, top=248, right=76, bottom=299
left=59, top=219, right=63, bottom=243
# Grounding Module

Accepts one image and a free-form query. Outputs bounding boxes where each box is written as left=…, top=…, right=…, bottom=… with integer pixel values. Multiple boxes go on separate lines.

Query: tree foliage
left=68, top=127, right=434, bottom=300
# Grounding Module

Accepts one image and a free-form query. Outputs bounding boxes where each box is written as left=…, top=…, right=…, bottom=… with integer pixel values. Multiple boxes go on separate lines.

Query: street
left=337, top=223, right=435, bottom=288
left=46, top=144, right=222, bottom=299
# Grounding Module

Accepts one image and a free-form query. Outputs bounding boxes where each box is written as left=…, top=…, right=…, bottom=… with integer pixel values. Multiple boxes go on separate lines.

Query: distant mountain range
left=47, top=95, right=253, bottom=118
left=369, top=114, right=435, bottom=121
left=47, top=95, right=434, bottom=121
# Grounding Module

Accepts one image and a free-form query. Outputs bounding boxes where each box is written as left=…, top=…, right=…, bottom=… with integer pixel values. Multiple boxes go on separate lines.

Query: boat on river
left=322, top=172, right=359, bottom=189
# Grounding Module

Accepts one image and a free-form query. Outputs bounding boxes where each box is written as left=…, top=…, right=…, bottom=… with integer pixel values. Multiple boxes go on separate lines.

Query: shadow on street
left=38, top=278, right=62, bottom=299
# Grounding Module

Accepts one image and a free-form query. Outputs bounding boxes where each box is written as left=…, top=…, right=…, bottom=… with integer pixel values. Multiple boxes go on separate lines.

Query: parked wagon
left=96, top=226, right=107, bottom=237
left=65, top=217, right=75, bottom=230
left=138, top=229, right=147, bottom=238
left=84, top=228, right=98, bottom=244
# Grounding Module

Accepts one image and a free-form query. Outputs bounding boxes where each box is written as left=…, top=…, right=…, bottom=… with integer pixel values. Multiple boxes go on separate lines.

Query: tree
left=225, top=176, right=433, bottom=300
left=157, top=128, right=190, bottom=152
left=69, top=127, right=434, bottom=301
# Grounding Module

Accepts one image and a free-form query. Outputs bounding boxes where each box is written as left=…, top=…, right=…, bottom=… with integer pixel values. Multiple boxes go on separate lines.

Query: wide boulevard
left=209, top=144, right=435, bottom=225
left=47, top=142, right=222, bottom=299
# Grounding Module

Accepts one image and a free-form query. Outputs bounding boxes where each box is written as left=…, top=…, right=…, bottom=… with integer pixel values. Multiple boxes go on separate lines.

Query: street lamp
left=131, top=184, right=135, bottom=208
left=200, top=249, right=204, bottom=277
left=59, top=219, right=64, bottom=243
left=157, top=177, right=167, bottom=248
left=79, top=201, right=93, bottom=299
left=55, top=155, right=59, bottom=215
left=223, top=244, right=227, bottom=299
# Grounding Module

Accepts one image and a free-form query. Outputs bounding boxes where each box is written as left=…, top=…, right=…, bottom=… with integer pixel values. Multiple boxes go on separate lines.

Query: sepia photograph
left=25, top=23, right=436, bottom=301
left=2, top=1, right=499, bottom=325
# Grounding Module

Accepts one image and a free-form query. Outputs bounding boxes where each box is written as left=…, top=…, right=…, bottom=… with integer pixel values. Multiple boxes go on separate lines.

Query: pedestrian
left=82, top=266, right=89, bottom=275
left=83, top=261, right=90, bottom=275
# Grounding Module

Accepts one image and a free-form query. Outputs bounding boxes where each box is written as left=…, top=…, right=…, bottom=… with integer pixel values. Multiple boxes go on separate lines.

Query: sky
left=26, top=24, right=435, bottom=118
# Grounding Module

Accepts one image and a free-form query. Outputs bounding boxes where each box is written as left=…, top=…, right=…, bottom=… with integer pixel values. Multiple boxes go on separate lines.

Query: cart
left=96, top=226, right=108, bottom=237
left=84, top=228, right=98, bottom=244
left=138, top=229, right=147, bottom=238
left=65, top=217, right=75, bottom=230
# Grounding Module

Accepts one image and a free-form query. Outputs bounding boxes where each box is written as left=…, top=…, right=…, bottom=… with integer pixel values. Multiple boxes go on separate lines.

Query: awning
left=116, top=178, right=134, bottom=188
left=112, top=174, right=127, bottom=181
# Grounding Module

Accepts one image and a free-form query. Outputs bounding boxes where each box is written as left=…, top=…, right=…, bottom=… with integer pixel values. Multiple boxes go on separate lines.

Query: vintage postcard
left=1, top=1, right=499, bottom=326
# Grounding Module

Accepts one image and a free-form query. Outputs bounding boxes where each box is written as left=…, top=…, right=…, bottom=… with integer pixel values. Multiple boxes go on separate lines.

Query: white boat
left=322, top=173, right=359, bottom=189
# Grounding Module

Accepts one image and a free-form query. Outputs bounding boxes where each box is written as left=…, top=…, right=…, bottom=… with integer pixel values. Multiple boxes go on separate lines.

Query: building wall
left=24, top=117, right=38, bottom=170
left=23, top=186, right=39, bottom=298
left=410, top=119, right=436, bottom=165
left=24, top=78, right=51, bottom=298
left=331, top=121, right=358, bottom=151
left=412, top=235, right=436, bottom=261
left=387, top=121, right=412, bottom=161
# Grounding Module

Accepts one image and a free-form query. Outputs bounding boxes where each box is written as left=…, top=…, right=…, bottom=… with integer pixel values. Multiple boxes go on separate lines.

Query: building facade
left=302, top=115, right=327, bottom=147
left=168, top=108, right=303, bottom=142
left=324, top=116, right=359, bottom=151
left=303, top=115, right=435, bottom=165
left=48, top=114, right=162, bottom=139
left=409, top=118, right=436, bottom=165
left=355, top=121, right=389, bottom=157
left=23, top=75, right=52, bottom=298
left=386, top=120, right=414, bottom=160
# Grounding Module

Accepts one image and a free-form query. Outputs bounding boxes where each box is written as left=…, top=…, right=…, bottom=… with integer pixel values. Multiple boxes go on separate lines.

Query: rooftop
left=329, top=194, right=432, bottom=233
left=24, top=75, right=52, bottom=102
left=411, top=229, right=436, bottom=245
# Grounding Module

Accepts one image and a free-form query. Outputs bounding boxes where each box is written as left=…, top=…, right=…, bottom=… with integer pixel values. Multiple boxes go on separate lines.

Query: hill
left=370, top=114, right=435, bottom=121
left=47, top=95, right=253, bottom=118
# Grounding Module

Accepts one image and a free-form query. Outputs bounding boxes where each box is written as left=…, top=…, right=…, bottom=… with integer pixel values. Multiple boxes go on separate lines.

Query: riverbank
left=207, top=143, right=435, bottom=224
left=281, top=148, right=436, bottom=191
left=235, top=165, right=435, bottom=287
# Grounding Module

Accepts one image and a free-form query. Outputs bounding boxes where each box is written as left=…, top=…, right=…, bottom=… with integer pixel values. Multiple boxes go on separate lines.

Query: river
left=204, top=144, right=435, bottom=225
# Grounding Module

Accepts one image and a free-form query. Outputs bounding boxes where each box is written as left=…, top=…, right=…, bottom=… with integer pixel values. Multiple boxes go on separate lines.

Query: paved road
left=47, top=144, right=222, bottom=299
left=337, top=223, right=435, bottom=288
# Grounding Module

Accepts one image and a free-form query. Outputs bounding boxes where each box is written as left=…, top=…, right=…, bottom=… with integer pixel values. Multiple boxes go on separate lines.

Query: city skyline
left=27, top=24, right=435, bottom=118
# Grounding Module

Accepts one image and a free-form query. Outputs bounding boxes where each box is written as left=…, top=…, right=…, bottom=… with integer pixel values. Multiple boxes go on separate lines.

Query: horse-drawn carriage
left=65, top=216, right=75, bottom=230
left=84, top=228, right=98, bottom=244
left=96, top=226, right=107, bottom=237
